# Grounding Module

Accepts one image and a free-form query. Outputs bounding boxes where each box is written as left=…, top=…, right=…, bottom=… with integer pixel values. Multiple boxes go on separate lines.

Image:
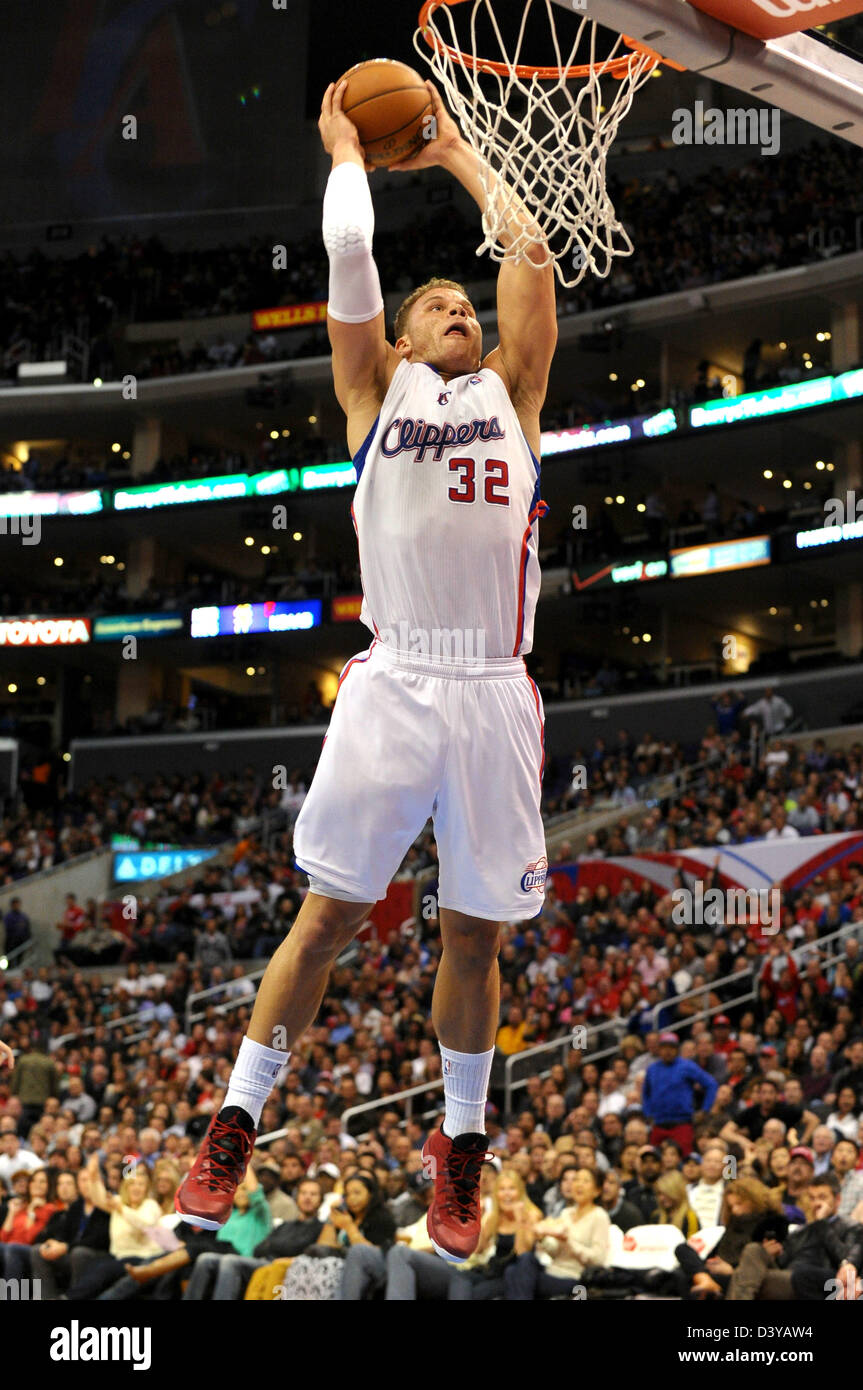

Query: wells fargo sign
left=252, top=302, right=328, bottom=331
left=331, top=595, right=363, bottom=623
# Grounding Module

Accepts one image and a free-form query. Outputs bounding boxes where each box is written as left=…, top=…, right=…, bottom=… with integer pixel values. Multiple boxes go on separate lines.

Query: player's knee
left=442, top=918, right=500, bottom=970
left=292, top=905, right=365, bottom=961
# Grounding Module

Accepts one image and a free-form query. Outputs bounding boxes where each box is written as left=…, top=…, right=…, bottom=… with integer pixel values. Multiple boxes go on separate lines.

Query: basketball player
left=176, top=79, right=557, bottom=1263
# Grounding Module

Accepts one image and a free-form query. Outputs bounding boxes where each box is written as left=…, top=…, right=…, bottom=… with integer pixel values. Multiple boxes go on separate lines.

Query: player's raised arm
left=388, top=83, right=557, bottom=441
left=318, top=81, right=399, bottom=451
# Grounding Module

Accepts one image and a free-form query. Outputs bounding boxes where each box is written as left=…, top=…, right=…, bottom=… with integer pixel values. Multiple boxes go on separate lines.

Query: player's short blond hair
left=393, top=277, right=471, bottom=341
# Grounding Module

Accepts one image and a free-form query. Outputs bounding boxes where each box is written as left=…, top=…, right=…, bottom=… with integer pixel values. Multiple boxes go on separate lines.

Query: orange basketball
left=337, top=59, right=432, bottom=167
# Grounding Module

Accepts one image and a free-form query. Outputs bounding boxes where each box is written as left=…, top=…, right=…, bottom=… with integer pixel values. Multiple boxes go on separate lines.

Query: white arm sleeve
left=322, top=162, right=385, bottom=325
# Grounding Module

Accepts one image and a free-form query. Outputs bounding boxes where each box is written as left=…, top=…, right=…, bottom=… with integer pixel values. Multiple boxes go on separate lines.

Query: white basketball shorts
left=293, top=641, right=548, bottom=921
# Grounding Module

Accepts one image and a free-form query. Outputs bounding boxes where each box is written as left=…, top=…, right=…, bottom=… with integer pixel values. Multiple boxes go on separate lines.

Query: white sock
left=439, top=1044, right=494, bottom=1138
left=223, top=1036, right=290, bottom=1127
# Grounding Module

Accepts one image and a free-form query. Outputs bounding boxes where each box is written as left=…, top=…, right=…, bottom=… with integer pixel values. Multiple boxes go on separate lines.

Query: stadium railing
left=501, top=1018, right=616, bottom=1118
left=183, top=939, right=361, bottom=1030
left=0, top=938, right=37, bottom=972
left=184, top=969, right=266, bottom=1032
left=501, top=920, right=862, bottom=1115
left=243, top=918, right=863, bottom=1146
left=0, top=845, right=116, bottom=966
left=51, top=1008, right=150, bottom=1050
left=253, top=1078, right=447, bottom=1150
left=500, top=964, right=747, bottom=1117
left=543, top=759, right=706, bottom=849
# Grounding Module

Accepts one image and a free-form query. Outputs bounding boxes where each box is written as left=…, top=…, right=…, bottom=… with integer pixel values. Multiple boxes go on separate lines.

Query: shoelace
left=196, top=1116, right=252, bottom=1194
left=441, top=1145, right=492, bottom=1224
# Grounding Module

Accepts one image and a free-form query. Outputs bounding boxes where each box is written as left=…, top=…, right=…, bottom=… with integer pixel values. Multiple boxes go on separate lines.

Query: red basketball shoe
left=423, top=1126, right=492, bottom=1262
left=174, top=1105, right=256, bottom=1229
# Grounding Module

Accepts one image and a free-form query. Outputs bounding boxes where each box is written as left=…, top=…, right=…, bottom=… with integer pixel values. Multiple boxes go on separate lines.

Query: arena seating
left=3, top=726, right=863, bottom=1299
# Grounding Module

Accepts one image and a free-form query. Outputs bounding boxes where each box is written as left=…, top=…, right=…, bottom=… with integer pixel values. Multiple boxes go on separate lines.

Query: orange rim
left=417, top=0, right=684, bottom=79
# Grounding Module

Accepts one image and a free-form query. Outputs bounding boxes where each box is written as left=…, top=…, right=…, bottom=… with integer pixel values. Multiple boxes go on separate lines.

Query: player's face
left=401, top=289, right=482, bottom=375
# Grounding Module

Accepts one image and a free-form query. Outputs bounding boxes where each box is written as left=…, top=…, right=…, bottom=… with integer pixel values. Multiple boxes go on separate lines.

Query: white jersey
left=350, top=359, right=547, bottom=661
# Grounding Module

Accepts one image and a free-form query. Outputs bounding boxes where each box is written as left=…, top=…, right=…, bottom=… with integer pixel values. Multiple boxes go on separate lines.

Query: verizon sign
left=687, top=0, right=863, bottom=38
left=0, top=617, right=91, bottom=646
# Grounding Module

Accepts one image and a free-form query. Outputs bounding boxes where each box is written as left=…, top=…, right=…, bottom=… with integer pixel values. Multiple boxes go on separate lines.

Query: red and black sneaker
left=174, top=1105, right=256, bottom=1230
left=423, top=1125, right=492, bottom=1263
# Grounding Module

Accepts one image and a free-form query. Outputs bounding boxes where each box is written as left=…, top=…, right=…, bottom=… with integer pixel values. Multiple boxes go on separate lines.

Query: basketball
left=337, top=58, right=432, bottom=167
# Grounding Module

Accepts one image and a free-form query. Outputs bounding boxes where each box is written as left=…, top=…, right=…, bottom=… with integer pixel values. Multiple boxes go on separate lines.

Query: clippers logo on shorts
left=438, top=391, right=451, bottom=405
left=520, top=856, right=548, bottom=893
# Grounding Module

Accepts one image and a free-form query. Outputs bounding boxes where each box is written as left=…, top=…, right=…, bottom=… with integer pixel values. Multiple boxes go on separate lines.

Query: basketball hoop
left=414, top=0, right=681, bottom=287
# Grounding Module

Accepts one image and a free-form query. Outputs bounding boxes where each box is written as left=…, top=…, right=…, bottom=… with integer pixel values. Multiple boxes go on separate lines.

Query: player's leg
left=244, top=890, right=373, bottom=1056
left=175, top=891, right=371, bottom=1229
left=422, top=907, right=500, bottom=1263
left=177, top=646, right=442, bottom=1230
left=424, top=664, right=546, bottom=1262
left=432, top=909, right=500, bottom=1056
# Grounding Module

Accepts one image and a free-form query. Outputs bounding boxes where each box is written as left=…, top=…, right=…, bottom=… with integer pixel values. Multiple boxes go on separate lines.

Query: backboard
left=550, top=0, right=863, bottom=145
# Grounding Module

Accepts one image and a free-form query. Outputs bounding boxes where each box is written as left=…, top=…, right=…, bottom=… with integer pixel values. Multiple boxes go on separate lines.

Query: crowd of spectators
left=543, top=702, right=863, bottom=858
left=131, top=323, right=332, bottom=383
left=2, top=137, right=861, bottom=391
left=3, top=728, right=863, bottom=1296
left=0, top=431, right=345, bottom=494
left=1, top=685, right=857, bottom=893
left=0, top=702, right=726, bottom=889
left=0, top=551, right=362, bottom=619
left=562, top=139, right=863, bottom=312
left=2, top=842, right=863, bottom=1299
left=0, top=680, right=856, bottom=965
left=0, top=768, right=297, bottom=886
left=568, top=482, right=829, bottom=574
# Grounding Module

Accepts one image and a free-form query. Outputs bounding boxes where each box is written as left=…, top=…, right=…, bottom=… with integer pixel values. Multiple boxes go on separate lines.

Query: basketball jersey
left=350, top=358, right=547, bottom=661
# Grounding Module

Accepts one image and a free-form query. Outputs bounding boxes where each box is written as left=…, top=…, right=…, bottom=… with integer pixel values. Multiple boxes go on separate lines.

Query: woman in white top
left=66, top=1155, right=163, bottom=1299
left=503, top=1168, right=611, bottom=1300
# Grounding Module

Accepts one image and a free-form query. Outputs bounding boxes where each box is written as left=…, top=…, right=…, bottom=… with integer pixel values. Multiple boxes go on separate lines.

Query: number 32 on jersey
left=448, top=456, right=509, bottom=506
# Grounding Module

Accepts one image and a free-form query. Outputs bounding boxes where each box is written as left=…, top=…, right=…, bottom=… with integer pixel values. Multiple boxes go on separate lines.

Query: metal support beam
left=551, top=0, right=863, bottom=146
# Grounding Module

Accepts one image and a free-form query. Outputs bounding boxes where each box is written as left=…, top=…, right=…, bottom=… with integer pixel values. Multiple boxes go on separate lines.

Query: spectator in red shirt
left=800, top=956, right=831, bottom=1000
left=0, top=1167, right=58, bottom=1274
left=712, top=1015, right=737, bottom=1057
left=547, top=918, right=572, bottom=955
left=57, top=893, right=86, bottom=939
left=773, top=969, right=799, bottom=1027
left=794, top=890, right=821, bottom=928
left=54, top=894, right=88, bottom=964
left=596, top=980, right=622, bottom=1017
left=760, top=944, right=799, bottom=999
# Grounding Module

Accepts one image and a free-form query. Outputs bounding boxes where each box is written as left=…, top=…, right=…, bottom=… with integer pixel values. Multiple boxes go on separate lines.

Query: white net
left=413, top=0, right=657, bottom=288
